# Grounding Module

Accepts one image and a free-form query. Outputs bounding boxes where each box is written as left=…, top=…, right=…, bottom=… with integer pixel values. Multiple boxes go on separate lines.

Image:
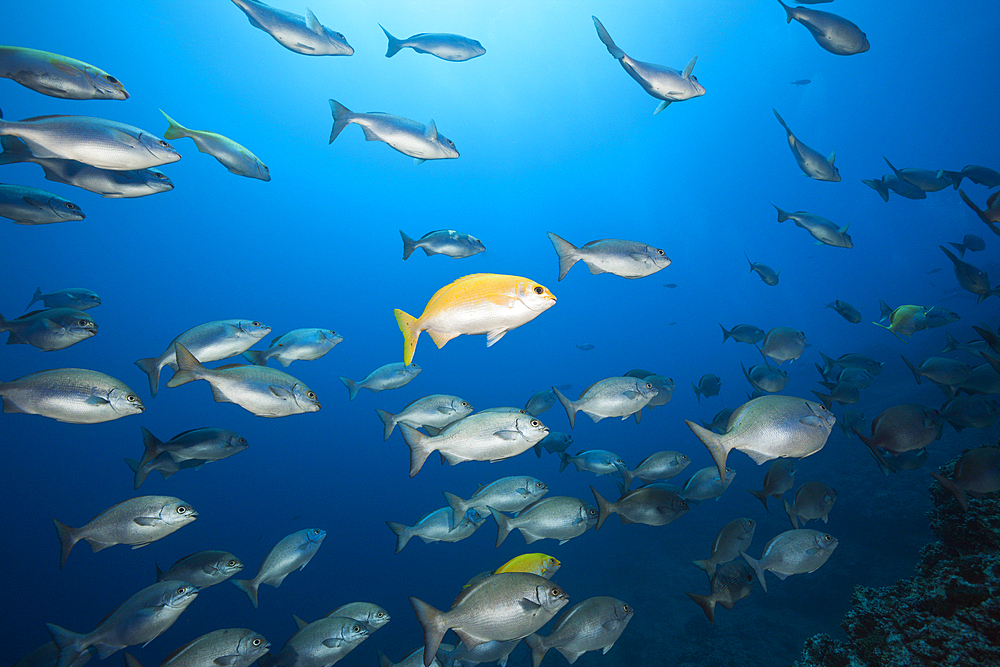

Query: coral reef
left=794, top=443, right=1000, bottom=667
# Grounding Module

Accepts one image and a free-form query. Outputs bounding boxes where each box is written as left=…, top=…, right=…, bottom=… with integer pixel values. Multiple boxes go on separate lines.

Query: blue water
left=3, top=1, right=999, bottom=665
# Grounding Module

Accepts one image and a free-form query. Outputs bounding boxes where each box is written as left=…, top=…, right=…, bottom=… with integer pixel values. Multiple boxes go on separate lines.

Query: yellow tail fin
left=395, top=309, right=420, bottom=365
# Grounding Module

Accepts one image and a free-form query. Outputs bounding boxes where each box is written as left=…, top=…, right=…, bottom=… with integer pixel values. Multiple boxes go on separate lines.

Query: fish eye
left=106, top=75, right=119, bottom=84
left=154, top=172, right=168, bottom=180
left=176, top=506, right=188, bottom=513
left=645, top=383, right=653, bottom=388
left=589, top=508, right=598, bottom=515
left=530, top=419, right=541, bottom=427
left=307, top=391, right=316, bottom=399
left=623, top=603, right=631, bottom=612
left=127, top=395, right=137, bottom=402
left=78, top=319, right=88, bottom=325
left=252, top=321, right=261, bottom=327
left=313, top=529, right=322, bottom=535
left=229, top=560, right=238, bottom=566
left=461, top=402, right=470, bottom=407
left=158, top=140, right=170, bottom=147
left=252, top=638, right=262, bottom=646
left=533, top=286, right=544, bottom=295
left=376, top=611, right=386, bottom=618
left=239, top=438, right=247, bottom=444
left=177, top=587, right=186, bottom=594
left=64, top=202, right=79, bottom=210
left=657, top=249, right=665, bottom=255
left=353, top=625, right=362, bottom=633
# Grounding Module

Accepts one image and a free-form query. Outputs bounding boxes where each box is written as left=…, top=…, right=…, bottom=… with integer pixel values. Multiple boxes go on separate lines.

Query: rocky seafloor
left=793, top=442, right=1000, bottom=667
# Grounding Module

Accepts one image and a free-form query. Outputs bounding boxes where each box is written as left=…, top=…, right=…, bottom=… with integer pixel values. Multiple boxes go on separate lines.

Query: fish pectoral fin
left=623, top=390, right=639, bottom=399
left=213, top=656, right=242, bottom=667
left=85, top=395, right=110, bottom=405
left=413, top=157, right=427, bottom=165
left=295, top=42, right=316, bottom=51
left=493, top=429, right=520, bottom=441
left=516, top=488, right=531, bottom=496
left=322, top=639, right=346, bottom=649
left=360, top=125, right=383, bottom=142
left=132, top=517, right=160, bottom=526
left=269, top=385, right=293, bottom=398
left=518, top=598, right=542, bottom=612
left=602, top=643, right=616, bottom=653
left=654, top=100, right=672, bottom=114
left=109, top=128, right=142, bottom=148
left=682, top=55, right=698, bottom=78
left=428, top=329, right=460, bottom=349
left=270, top=573, right=290, bottom=586
left=20, top=195, right=48, bottom=211
left=486, top=329, right=508, bottom=347
left=436, top=406, right=453, bottom=414
left=799, top=415, right=826, bottom=427
left=38, top=318, right=62, bottom=331
left=772, top=571, right=790, bottom=580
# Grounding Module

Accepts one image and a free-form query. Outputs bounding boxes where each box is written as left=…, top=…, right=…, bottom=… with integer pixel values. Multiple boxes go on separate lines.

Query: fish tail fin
left=52, top=519, right=78, bottom=569
left=154, top=561, right=165, bottom=581
left=943, top=170, right=963, bottom=190
left=125, top=458, right=149, bottom=490
left=871, top=320, right=906, bottom=342
left=618, top=465, right=635, bottom=490
left=591, top=16, right=624, bottom=59
left=900, top=354, right=922, bottom=384
left=783, top=499, right=801, bottom=529
left=591, top=485, right=612, bottom=530
left=942, top=333, right=960, bottom=354
left=740, top=552, right=768, bottom=593
left=395, top=309, right=420, bottom=366
left=686, top=591, right=717, bottom=623
left=399, top=423, right=434, bottom=477
left=772, top=108, right=790, bottom=131
left=810, top=390, right=834, bottom=410
left=557, top=451, right=571, bottom=473
left=25, top=287, right=43, bottom=311
left=377, top=651, right=393, bottom=667
left=525, top=633, right=549, bottom=667
left=533, top=442, right=543, bottom=458
left=546, top=232, right=580, bottom=281
left=719, top=323, right=732, bottom=343
left=878, top=301, right=894, bottom=321
left=241, top=349, right=268, bottom=366
left=489, top=506, right=513, bottom=548
left=691, top=559, right=716, bottom=578
left=691, top=382, right=703, bottom=403
left=442, top=491, right=467, bottom=530
left=138, top=426, right=162, bottom=466
left=0, top=134, right=32, bottom=166
left=776, top=0, right=794, bottom=23
left=123, top=653, right=144, bottom=667
left=552, top=386, right=577, bottom=429
left=379, top=24, right=404, bottom=57
left=746, top=487, right=770, bottom=511
left=46, top=623, right=84, bottom=667
left=159, top=109, right=188, bottom=141
left=771, top=203, right=790, bottom=222
left=862, top=178, right=890, bottom=203
left=339, top=376, right=360, bottom=401
left=385, top=521, right=412, bottom=553
left=165, top=343, right=206, bottom=387
left=375, top=408, right=397, bottom=440
left=409, top=597, right=449, bottom=667
left=230, top=578, right=261, bottom=609
left=328, top=99, right=354, bottom=143
left=134, top=356, right=162, bottom=398
left=399, top=230, right=420, bottom=260
left=930, top=472, right=969, bottom=511
left=685, top=420, right=729, bottom=482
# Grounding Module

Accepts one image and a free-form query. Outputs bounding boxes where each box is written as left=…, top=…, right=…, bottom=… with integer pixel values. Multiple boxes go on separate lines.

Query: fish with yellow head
left=873, top=301, right=929, bottom=341
left=395, top=273, right=556, bottom=365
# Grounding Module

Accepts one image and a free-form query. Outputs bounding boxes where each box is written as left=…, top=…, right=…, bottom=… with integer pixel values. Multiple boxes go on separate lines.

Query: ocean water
left=3, top=1, right=999, bottom=665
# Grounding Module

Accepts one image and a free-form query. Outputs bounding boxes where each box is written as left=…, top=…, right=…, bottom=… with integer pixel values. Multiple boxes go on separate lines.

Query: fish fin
left=546, top=232, right=580, bottom=281
left=241, top=349, right=268, bottom=366
left=777, top=0, right=794, bottom=23
left=930, top=472, right=969, bottom=511
left=399, top=229, right=419, bottom=260
left=489, top=506, right=514, bottom=547
left=492, top=429, right=520, bottom=441
left=592, top=16, right=624, bottom=59
left=305, top=7, right=322, bottom=33
left=159, top=109, right=188, bottom=141
left=428, top=329, right=460, bottom=349
left=518, top=598, right=542, bottom=612
left=134, top=356, right=163, bottom=397
left=524, top=633, right=548, bottom=667
left=442, top=491, right=466, bottom=530
left=686, top=592, right=716, bottom=623
left=653, top=100, right=671, bottom=114
left=740, top=552, right=768, bottom=593
left=132, top=516, right=159, bottom=526
left=385, top=521, right=412, bottom=553
left=328, top=99, right=356, bottom=143
left=268, top=385, right=292, bottom=399
left=338, top=376, right=360, bottom=401
left=395, top=309, right=421, bottom=365
left=138, top=426, right=163, bottom=467
left=379, top=23, right=404, bottom=57
left=746, top=487, right=770, bottom=511
left=52, top=519, right=79, bottom=569
left=399, top=424, right=435, bottom=477
left=591, top=486, right=612, bottom=530
left=84, top=395, right=109, bottom=406
left=410, top=597, right=449, bottom=667
left=682, top=55, right=698, bottom=78
left=166, top=343, right=207, bottom=387
left=424, top=119, right=438, bottom=141
left=828, top=151, right=836, bottom=166
left=691, top=559, right=715, bottom=577
left=486, top=329, right=508, bottom=347
left=772, top=108, right=790, bottom=133
left=375, top=408, right=396, bottom=440
left=685, top=420, right=729, bottom=483
left=862, top=178, right=890, bottom=203
left=772, top=571, right=789, bottom=580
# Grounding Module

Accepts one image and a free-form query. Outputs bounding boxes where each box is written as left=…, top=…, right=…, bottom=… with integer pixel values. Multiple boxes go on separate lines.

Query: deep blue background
left=3, top=1, right=999, bottom=665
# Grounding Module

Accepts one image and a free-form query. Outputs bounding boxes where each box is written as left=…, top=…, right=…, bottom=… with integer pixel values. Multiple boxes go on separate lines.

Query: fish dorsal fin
left=425, top=119, right=438, bottom=141
left=215, top=363, right=246, bottom=370
left=305, top=8, right=322, bottom=33
left=682, top=55, right=698, bottom=78
left=838, top=223, right=849, bottom=233
left=827, top=151, right=836, bottom=166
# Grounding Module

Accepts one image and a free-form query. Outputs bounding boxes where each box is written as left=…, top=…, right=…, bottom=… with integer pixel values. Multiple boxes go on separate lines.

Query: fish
left=773, top=204, right=852, bottom=248
left=437, top=640, right=518, bottom=667
left=230, top=0, right=353, bottom=55
left=745, top=254, right=780, bottom=285
left=939, top=245, right=999, bottom=303
left=0, top=46, right=127, bottom=99
left=524, top=389, right=556, bottom=416
left=812, top=379, right=860, bottom=409
left=409, top=573, right=569, bottom=667
left=760, top=326, right=808, bottom=363
left=399, top=412, right=549, bottom=477
left=701, top=407, right=735, bottom=434
left=692, top=518, right=757, bottom=578
left=330, top=100, right=459, bottom=164
left=46, top=582, right=198, bottom=665
left=852, top=404, right=942, bottom=455
left=558, top=450, right=627, bottom=478
left=791, top=79, right=811, bottom=86
left=552, top=377, right=657, bottom=427
left=680, top=466, right=737, bottom=503
left=125, top=454, right=206, bottom=490
left=12, top=641, right=92, bottom=667
left=741, top=528, right=838, bottom=593
left=53, top=496, right=197, bottom=568
left=395, top=273, right=556, bottom=365
left=293, top=603, right=391, bottom=635
left=663, top=283, right=678, bottom=288
left=533, top=431, right=574, bottom=458
left=495, top=554, right=561, bottom=579
left=377, top=647, right=441, bottom=667
left=258, top=616, right=368, bottom=667
left=25, top=287, right=100, bottom=311
left=862, top=173, right=927, bottom=202
left=783, top=481, right=837, bottom=528
left=818, top=351, right=883, bottom=376
left=591, top=485, right=688, bottom=528
left=155, top=550, right=243, bottom=588
left=242, top=328, right=342, bottom=367
left=135, top=319, right=271, bottom=397
left=0, top=368, right=143, bottom=424
left=0, top=184, right=85, bottom=224
left=825, top=300, right=862, bottom=324
left=576, top=343, right=595, bottom=351
left=629, top=373, right=675, bottom=410
left=379, top=25, right=485, bottom=61
left=524, top=596, right=633, bottom=667
left=167, top=343, right=321, bottom=418
left=231, top=528, right=326, bottom=608
left=948, top=234, right=986, bottom=258
left=490, top=496, right=598, bottom=547
left=340, top=362, right=421, bottom=400
left=592, top=16, right=705, bottom=114
left=123, top=628, right=269, bottom=667
left=686, top=560, right=757, bottom=623
left=883, top=157, right=953, bottom=192
left=386, top=508, right=486, bottom=553
left=940, top=396, right=1000, bottom=432
left=742, top=361, right=790, bottom=394
left=900, top=355, right=974, bottom=389
left=137, top=426, right=247, bottom=467
left=692, top=374, right=722, bottom=403
left=747, top=459, right=796, bottom=511
left=955, top=356, right=1000, bottom=395
left=444, top=476, right=549, bottom=529
left=376, top=394, right=472, bottom=440
left=0, top=308, right=96, bottom=350
left=772, top=109, right=840, bottom=181
left=720, top=323, right=766, bottom=344
left=160, top=110, right=269, bottom=180
left=619, top=451, right=690, bottom=490
left=945, top=165, right=1000, bottom=190
left=546, top=232, right=670, bottom=281
left=958, top=189, right=1000, bottom=237
left=836, top=409, right=865, bottom=440
left=0, top=112, right=180, bottom=170
left=686, top=395, right=835, bottom=480
left=400, top=229, right=485, bottom=260
left=930, top=446, right=1000, bottom=511
left=776, top=1, right=870, bottom=55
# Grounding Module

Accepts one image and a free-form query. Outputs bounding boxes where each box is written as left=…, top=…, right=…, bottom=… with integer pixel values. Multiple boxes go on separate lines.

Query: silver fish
left=924, top=306, right=960, bottom=330
left=258, top=616, right=368, bottom=667
left=137, top=426, right=247, bottom=466
left=747, top=459, right=796, bottom=510
left=777, top=1, right=870, bottom=55
left=862, top=173, right=926, bottom=202
left=742, top=361, right=789, bottom=394
left=591, top=485, right=688, bottom=528
left=340, top=361, right=421, bottom=400
left=400, top=229, right=485, bottom=260
left=692, top=373, right=722, bottom=403
left=230, top=0, right=353, bottom=55
left=826, top=300, right=861, bottom=323
left=399, top=412, right=548, bottom=477
left=410, top=572, right=569, bottom=667
left=681, top=466, right=737, bottom=502
left=741, top=528, right=838, bottom=592
left=329, top=100, right=459, bottom=164
left=940, top=395, right=999, bottom=432
left=783, top=481, right=837, bottom=528
left=592, top=16, right=705, bottom=114
left=720, top=323, right=766, bottom=344
left=231, top=528, right=326, bottom=608
left=533, top=431, right=573, bottom=458
left=0, top=46, right=127, bottom=99
left=687, top=560, right=756, bottom=623
left=883, top=157, right=952, bottom=192
left=558, top=450, right=626, bottom=477
left=135, top=319, right=271, bottom=397
left=772, top=109, right=840, bottom=181
left=242, top=328, right=342, bottom=367
left=692, top=517, right=757, bottom=578
left=167, top=343, right=321, bottom=418
left=761, top=326, right=807, bottom=363
left=444, top=476, right=549, bottom=528
left=547, top=232, right=670, bottom=281
left=930, top=446, right=1000, bottom=511
left=524, top=596, right=633, bottom=665
left=0, top=113, right=180, bottom=170
left=25, top=287, right=100, bottom=311
left=774, top=204, right=852, bottom=248
left=379, top=648, right=442, bottom=667
left=47, top=582, right=198, bottom=665
left=701, top=407, right=735, bottom=434
left=940, top=245, right=998, bottom=303
left=0, top=368, right=143, bottom=424
left=123, top=628, right=269, bottom=667
left=125, top=454, right=207, bottom=490
left=553, top=377, right=657, bottom=427
left=386, top=508, right=485, bottom=553
left=818, top=351, right=882, bottom=376
left=379, top=25, right=485, bottom=61
left=0, top=184, right=84, bottom=224
left=619, top=451, right=690, bottom=490
left=686, top=395, right=835, bottom=480
left=901, top=355, right=973, bottom=388
left=525, top=389, right=556, bottom=416
left=436, top=640, right=518, bottom=667
left=491, top=496, right=598, bottom=547
left=315, top=602, right=391, bottom=632
left=161, top=110, right=269, bottom=180
left=12, top=641, right=91, bottom=667
left=377, top=394, right=472, bottom=440
left=54, top=496, right=196, bottom=568
left=155, top=550, right=243, bottom=588
left=745, top=254, right=780, bottom=285
left=0, top=308, right=96, bottom=350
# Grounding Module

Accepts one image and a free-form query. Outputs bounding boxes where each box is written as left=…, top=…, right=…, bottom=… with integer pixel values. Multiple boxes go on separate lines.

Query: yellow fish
left=495, top=553, right=561, bottom=579
left=395, top=273, right=556, bottom=365
left=873, top=303, right=928, bottom=342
